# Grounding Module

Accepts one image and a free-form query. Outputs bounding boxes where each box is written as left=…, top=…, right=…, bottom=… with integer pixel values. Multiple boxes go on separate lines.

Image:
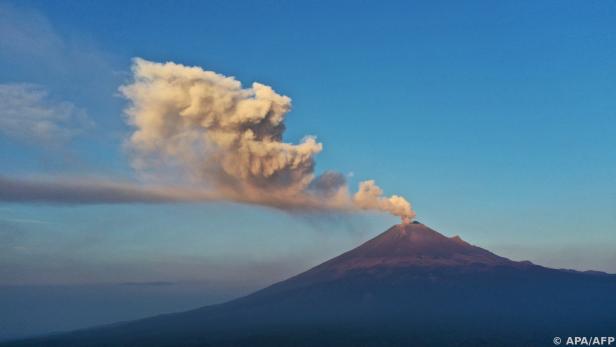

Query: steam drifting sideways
left=0, top=58, right=415, bottom=221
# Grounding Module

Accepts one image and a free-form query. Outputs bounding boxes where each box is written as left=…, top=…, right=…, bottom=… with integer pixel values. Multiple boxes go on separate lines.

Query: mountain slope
left=5, top=222, right=616, bottom=347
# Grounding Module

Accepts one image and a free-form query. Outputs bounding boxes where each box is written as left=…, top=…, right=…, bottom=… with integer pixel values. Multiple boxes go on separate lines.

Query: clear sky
left=1, top=0, right=615, bottom=302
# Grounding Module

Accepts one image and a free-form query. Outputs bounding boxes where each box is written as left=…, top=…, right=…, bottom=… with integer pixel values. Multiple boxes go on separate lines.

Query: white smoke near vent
left=119, top=58, right=415, bottom=221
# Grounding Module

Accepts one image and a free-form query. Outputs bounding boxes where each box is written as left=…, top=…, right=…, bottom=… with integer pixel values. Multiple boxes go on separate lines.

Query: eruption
left=118, top=58, right=415, bottom=219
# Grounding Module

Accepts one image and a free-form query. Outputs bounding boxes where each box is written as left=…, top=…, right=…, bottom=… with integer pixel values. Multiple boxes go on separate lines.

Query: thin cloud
left=0, top=218, right=52, bottom=225
left=0, top=2, right=118, bottom=88
left=118, top=281, right=176, bottom=287
left=0, top=83, right=92, bottom=145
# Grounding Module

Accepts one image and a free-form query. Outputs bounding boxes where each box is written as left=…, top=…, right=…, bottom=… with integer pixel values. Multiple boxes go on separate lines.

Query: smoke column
left=120, top=58, right=416, bottom=220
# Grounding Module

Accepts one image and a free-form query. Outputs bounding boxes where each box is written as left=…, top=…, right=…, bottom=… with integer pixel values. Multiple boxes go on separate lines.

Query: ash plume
left=0, top=58, right=415, bottom=220
left=119, top=58, right=415, bottom=220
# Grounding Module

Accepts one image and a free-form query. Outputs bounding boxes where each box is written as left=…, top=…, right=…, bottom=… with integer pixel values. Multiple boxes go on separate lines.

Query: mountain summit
left=255, top=221, right=531, bottom=297
left=6, top=223, right=616, bottom=347
left=321, top=221, right=513, bottom=268
left=273, top=221, right=520, bottom=289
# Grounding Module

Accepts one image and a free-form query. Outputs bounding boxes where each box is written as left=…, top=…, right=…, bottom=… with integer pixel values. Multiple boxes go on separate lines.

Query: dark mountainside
left=5, top=222, right=616, bottom=346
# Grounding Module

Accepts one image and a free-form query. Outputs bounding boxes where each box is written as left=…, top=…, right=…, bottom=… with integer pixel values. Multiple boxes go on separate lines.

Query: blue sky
left=1, top=0, right=615, bottom=294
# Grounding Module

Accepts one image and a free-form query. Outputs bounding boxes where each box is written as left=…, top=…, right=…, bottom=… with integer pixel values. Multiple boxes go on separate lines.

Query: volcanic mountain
left=6, top=222, right=616, bottom=346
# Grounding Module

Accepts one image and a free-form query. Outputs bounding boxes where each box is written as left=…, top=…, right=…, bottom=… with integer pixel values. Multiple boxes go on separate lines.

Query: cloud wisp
left=0, top=83, right=92, bottom=145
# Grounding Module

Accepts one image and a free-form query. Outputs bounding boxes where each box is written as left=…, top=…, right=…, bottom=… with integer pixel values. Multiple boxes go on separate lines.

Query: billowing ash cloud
left=120, top=59, right=320, bottom=202
left=118, top=58, right=416, bottom=220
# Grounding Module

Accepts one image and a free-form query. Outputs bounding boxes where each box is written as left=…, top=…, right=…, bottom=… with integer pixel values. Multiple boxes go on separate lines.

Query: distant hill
left=5, top=221, right=616, bottom=346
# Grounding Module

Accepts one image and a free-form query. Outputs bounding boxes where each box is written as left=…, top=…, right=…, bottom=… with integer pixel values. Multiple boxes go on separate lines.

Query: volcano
left=6, top=222, right=616, bottom=346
